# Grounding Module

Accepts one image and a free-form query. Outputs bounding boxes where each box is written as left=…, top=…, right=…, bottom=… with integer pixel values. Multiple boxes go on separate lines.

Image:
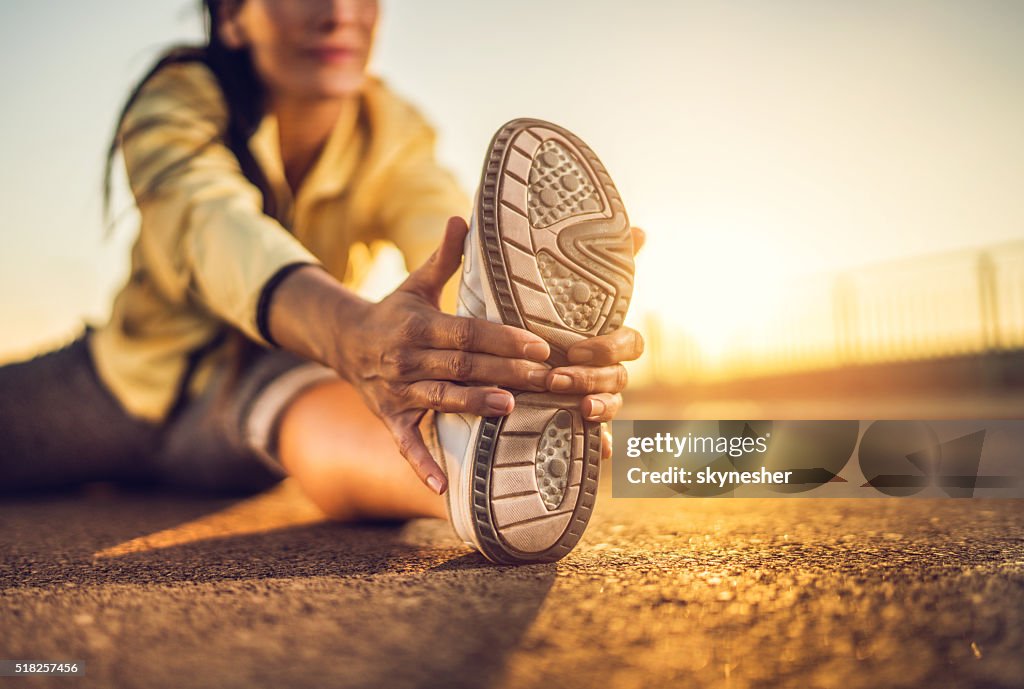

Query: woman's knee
left=276, top=379, right=443, bottom=521
left=279, top=380, right=382, bottom=469
left=277, top=380, right=385, bottom=519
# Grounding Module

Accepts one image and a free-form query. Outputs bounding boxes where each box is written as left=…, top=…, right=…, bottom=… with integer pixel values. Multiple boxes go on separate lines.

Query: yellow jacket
left=89, top=62, right=469, bottom=422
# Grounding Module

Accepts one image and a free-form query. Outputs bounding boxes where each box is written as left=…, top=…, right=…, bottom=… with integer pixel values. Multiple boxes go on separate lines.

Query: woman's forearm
left=265, top=264, right=368, bottom=377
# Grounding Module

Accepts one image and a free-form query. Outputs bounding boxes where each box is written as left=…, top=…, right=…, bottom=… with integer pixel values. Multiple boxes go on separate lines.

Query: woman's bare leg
left=277, top=379, right=447, bottom=522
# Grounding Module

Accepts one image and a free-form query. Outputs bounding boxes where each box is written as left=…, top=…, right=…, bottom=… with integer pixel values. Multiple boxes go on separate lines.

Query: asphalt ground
left=1, top=478, right=1022, bottom=689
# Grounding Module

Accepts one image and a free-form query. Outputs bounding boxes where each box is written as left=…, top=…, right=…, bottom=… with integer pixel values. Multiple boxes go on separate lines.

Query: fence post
left=833, top=274, right=857, bottom=365
left=977, top=252, right=1000, bottom=352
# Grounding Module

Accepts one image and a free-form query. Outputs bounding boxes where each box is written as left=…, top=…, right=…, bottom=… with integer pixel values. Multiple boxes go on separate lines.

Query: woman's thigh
left=0, top=328, right=446, bottom=518
left=151, top=343, right=326, bottom=495
left=0, top=332, right=160, bottom=493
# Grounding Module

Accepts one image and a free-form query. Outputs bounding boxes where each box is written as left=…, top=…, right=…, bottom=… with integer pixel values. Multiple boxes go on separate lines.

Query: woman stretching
left=0, top=0, right=642, bottom=563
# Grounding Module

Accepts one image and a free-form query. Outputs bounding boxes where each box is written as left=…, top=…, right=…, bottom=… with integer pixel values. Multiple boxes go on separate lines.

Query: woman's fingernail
left=426, top=475, right=445, bottom=495
left=586, top=398, right=606, bottom=420
left=550, top=373, right=573, bottom=391
left=527, top=369, right=549, bottom=388
left=486, top=392, right=513, bottom=414
left=523, top=342, right=550, bottom=361
left=568, top=348, right=593, bottom=363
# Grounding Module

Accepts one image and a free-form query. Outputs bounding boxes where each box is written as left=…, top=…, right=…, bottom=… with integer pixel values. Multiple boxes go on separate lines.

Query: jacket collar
left=246, top=95, right=362, bottom=219
left=245, top=77, right=430, bottom=223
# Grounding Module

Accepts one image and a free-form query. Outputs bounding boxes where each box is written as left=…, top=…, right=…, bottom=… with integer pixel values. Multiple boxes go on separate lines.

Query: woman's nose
left=318, top=0, right=375, bottom=27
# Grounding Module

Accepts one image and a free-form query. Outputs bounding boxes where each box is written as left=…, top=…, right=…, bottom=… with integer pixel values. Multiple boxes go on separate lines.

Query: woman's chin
left=310, top=71, right=369, bottom=100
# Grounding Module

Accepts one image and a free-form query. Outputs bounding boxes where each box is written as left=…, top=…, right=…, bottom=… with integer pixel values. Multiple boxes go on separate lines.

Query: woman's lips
left=308, top=46, right=362, bottom=65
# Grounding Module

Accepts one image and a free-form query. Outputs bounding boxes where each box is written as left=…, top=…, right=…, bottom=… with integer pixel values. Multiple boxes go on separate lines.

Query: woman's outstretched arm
left=269, top=221, right=648, bottom=494
left=118, top=62, right=323, bottom=347
left=265, top=217, right=554, bottom=494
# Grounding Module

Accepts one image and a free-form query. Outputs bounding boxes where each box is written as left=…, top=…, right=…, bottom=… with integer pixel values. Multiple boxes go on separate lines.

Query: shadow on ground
left=2, top=485, right=1023, bottom=689
left=0, top=485, right=554, bottom=689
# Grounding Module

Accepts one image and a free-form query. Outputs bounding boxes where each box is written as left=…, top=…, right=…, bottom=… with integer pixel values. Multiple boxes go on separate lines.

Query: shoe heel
left=471, top=393, right=601, bottom=564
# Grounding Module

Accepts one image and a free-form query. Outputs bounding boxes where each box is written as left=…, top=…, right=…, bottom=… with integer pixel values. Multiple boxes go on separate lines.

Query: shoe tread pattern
left=477, top=118, right=635, bottom=365
left=470, top=393, right=601, bottom=564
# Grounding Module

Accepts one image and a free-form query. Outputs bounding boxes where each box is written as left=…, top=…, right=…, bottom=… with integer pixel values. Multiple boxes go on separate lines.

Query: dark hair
left=103, top=0, right=279, bottom=227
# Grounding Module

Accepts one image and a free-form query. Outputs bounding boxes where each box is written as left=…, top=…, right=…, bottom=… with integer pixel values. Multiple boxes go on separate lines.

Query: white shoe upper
left=436, top=204, right=494, bottom=551
left=455, top=209, right=492, bottom=321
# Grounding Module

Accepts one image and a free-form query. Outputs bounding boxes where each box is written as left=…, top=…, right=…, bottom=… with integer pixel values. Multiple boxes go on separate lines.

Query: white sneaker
left=435, top=118, right=634, bottom=564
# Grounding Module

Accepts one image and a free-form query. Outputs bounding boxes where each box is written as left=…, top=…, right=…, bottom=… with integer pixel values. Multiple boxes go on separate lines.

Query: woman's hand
left=269, top=217, right=553, bottom=495
left=332, top=218, right=560, bottom=493
left=269, top=221, right=646, bottom=492
left=543, top=227, right=647, bottom=459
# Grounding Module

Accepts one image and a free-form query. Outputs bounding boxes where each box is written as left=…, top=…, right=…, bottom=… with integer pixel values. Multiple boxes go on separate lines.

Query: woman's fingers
left=383, top=218, right=644, bottom=491
left=387, top=417, right=447, bottom=494
left=426, top=313, right=550, bottom=361
left=546, top=363, right=627, bottom=394
left=581, top=392, right=622, bottom=422
left=410, top=351, right=550, bottom=391
left=631, top=226, right=646, bottom=255
left=402, top=380, right=514, bottom=416
left=566, top=326, right=644, bottom=366
left=400, top=216, right=469, bottom=303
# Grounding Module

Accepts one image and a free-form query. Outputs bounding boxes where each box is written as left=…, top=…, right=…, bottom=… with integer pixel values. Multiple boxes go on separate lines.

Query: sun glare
left=631, top=218, right=794, bottom=362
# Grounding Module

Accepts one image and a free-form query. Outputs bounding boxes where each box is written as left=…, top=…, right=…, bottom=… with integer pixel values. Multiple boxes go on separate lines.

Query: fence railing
left=633, top=240, right=1024, bottom=384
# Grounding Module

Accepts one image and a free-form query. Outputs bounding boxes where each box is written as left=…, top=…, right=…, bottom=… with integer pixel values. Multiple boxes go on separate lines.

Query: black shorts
left=0, top=328, right=337, bottom=496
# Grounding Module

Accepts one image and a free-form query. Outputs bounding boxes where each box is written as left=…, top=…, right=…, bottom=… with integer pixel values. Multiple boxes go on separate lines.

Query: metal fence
left=636, top=240, right=1024, bottom=384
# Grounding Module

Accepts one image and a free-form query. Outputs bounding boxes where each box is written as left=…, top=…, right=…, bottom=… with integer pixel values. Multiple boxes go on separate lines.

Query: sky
left=1, top=0, right=1022, bottom=359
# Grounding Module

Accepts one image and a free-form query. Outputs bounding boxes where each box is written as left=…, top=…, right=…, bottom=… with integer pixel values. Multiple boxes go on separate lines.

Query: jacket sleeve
left=119, top=62, right=321, bottom=346
left=370, top=118, right=470, bottom=313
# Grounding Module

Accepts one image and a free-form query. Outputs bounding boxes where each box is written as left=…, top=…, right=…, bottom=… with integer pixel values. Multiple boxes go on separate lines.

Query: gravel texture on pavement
left=1, top=482, right=1022, bottom=689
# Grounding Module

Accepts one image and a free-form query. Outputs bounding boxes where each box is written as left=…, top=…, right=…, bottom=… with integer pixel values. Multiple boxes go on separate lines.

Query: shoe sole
left=470, top=392, right=602, bottom=564
left=477, top=118, right=634, bottom=365
left=469, top=119, right=634, bottom=563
